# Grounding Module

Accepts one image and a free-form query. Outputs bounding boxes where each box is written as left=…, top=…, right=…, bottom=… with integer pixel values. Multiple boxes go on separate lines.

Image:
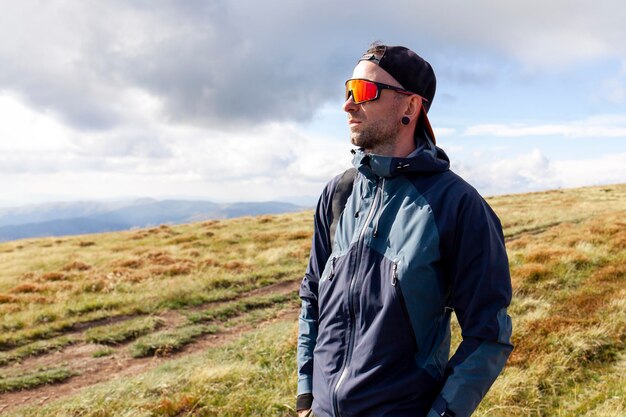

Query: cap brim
left=418, top=106, right=436, bottom=145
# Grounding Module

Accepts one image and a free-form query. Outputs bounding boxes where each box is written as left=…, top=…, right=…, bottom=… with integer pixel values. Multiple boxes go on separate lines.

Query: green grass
left=0, top=366, right=75, bottom=393
left=0, top=335, right=76, bottom=367
left=91, top=347, right=115, bottom=358
left=0, top=211, right=311, bottom=349
left=186, top=293, right=298, bottom=324
left=471, top=210, right=626, bottom=416
left=0, top=319, right=78, bottom=351
left=0, top=309, right=139, bottom=351
left=128, top=294, right=299, bottom=359
left=84, top=316, right=164, bottom=345
left=129, top=324, right=219, bottom=358
left=9, top=320, right=298, bottom=416
left=0, top=184, right=624, bottom=416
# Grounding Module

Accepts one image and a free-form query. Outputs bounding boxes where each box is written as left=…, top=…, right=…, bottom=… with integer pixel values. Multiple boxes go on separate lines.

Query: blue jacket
left=298, top=146, right=513, bottom=417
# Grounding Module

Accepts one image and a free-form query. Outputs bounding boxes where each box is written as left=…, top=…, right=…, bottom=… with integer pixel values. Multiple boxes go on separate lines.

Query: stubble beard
left=349, top=96, right=404, bottom=155
left=350, top=117, right=401, bottom=155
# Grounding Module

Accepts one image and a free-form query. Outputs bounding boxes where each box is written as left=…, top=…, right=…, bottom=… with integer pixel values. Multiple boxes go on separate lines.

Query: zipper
left=391, top=262, right=399, bottom=286
left=328, top=257, right=336, bottom=281
left=372, top=178, right=386, bottom=238
left=391, top=260, right=418, bottom=354
left=332, top=177, right=382, bottom=417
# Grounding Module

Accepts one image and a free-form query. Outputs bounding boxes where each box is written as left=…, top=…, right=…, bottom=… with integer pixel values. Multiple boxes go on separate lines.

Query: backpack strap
left=329, top=168, right=357, bottom=252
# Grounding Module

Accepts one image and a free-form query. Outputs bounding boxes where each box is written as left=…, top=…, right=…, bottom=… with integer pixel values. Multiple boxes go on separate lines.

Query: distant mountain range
left=0, top=199, right=307, bottom=242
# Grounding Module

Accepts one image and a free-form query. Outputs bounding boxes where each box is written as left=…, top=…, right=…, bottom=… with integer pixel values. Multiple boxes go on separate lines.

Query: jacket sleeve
left=297, top=178, right=336, bottom=405
left=428, top=191, right=513, bottom=417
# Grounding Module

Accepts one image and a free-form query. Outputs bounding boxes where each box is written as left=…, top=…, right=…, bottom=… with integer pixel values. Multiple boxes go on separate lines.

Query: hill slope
left=0, top=183, right=624, bottom=416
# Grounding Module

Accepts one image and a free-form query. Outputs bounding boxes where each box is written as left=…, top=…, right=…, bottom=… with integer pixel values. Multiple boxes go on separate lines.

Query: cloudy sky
left=1, top=1, right=625, bottom=208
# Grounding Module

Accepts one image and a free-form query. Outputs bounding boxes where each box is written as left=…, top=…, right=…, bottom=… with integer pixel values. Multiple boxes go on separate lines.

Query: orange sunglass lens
left=346, top=80, right=378, bottom=103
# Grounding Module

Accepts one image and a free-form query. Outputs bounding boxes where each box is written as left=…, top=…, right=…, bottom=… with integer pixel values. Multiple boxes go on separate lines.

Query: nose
left=343, top=93, right=358, bottom=113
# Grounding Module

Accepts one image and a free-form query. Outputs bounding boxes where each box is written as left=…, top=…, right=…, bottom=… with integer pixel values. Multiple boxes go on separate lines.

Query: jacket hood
left=351, top=146, right=450, bottom=178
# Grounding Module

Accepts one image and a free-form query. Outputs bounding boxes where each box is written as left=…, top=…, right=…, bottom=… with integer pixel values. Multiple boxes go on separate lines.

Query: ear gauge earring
left=401, top=116, right=410, bottom=125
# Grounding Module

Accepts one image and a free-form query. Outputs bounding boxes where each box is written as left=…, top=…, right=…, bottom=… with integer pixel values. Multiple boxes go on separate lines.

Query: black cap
left=359, top=45, right=437, bottom=144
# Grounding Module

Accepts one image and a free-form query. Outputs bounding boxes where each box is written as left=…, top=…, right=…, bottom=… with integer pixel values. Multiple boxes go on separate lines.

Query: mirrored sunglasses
left=345, top=79, right=420, bottom=104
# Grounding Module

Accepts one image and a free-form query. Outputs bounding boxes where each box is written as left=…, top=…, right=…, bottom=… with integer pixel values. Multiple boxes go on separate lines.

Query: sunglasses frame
left=345, top=78, right=421, bottom=104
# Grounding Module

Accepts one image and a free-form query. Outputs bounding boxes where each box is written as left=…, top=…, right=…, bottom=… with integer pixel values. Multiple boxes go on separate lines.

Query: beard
left=350, top=116, right=401, bottom=153
left=349, top=97, right=404, bottom=154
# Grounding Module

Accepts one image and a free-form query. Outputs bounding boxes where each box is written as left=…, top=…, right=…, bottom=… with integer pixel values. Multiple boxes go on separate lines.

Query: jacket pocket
left=317, top=256, right=338, bottom=322
left=391, top=260, right=419, bottom=354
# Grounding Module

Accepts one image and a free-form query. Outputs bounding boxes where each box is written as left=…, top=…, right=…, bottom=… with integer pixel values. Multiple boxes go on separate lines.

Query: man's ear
left=404, top=95, right=423, bottom=118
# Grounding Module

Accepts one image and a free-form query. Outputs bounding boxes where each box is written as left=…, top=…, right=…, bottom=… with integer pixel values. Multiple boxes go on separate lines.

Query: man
left=297, top=43, right=513, bottom=417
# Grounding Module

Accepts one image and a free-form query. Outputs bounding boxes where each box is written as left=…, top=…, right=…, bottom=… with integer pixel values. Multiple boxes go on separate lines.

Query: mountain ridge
left=0, top=199, right=306, bottom=242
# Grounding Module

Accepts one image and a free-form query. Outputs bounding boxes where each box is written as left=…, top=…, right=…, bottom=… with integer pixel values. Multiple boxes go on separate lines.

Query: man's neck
left=365, top=137, right=416, bottom=157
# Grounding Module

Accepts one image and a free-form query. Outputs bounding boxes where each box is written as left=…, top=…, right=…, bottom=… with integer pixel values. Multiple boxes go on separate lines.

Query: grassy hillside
left=0, top=183, right=624, bottom=416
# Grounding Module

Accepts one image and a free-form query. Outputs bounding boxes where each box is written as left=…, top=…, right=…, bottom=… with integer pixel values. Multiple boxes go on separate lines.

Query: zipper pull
left=328, top=257, right=336, bottom=281
left=391, top=262, right=398, bottom=286
left=373, top=178, right=385, bottom=238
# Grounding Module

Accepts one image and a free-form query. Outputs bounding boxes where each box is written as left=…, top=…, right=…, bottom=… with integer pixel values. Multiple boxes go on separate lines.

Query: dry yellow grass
left=0, top=183, right=624, bottom=416
left=0, top=211, right=312, bottom=351
left=470, top=186, right=626, bottom=417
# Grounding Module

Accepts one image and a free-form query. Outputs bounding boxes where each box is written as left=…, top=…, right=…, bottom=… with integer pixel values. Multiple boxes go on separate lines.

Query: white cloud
left=0, top=94, right=351, bottom=204
left=552, top=154, right=626, bottom=188
left=0, top=93, right=75, bottom=151
left=440, top=144, right=464, bottom=154
left=1, top=2, right=625, bottom=207
left=2, top=1, right=626, bottom=132
left=465, top=115, right=626, bottom=138
left=434, top=127, right=457, bottom=138
left=453, top=149, right=626, bottom=197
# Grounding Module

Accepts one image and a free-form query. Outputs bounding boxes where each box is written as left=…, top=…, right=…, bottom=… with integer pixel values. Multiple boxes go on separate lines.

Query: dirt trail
left=0, top=280, right=301, bottom=414
left=67, top=278, right=301, bottom=335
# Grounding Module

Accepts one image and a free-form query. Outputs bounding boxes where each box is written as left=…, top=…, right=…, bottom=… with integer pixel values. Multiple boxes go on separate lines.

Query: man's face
left=343, top=61, right=406, bottom=152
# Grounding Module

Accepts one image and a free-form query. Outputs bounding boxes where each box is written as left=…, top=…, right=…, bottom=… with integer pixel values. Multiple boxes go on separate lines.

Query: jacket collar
left=351, top=145, right=450, bottom=179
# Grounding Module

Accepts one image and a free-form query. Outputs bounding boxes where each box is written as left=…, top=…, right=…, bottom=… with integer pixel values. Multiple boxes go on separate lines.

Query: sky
left=1, top=0, right=625, bottom=208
